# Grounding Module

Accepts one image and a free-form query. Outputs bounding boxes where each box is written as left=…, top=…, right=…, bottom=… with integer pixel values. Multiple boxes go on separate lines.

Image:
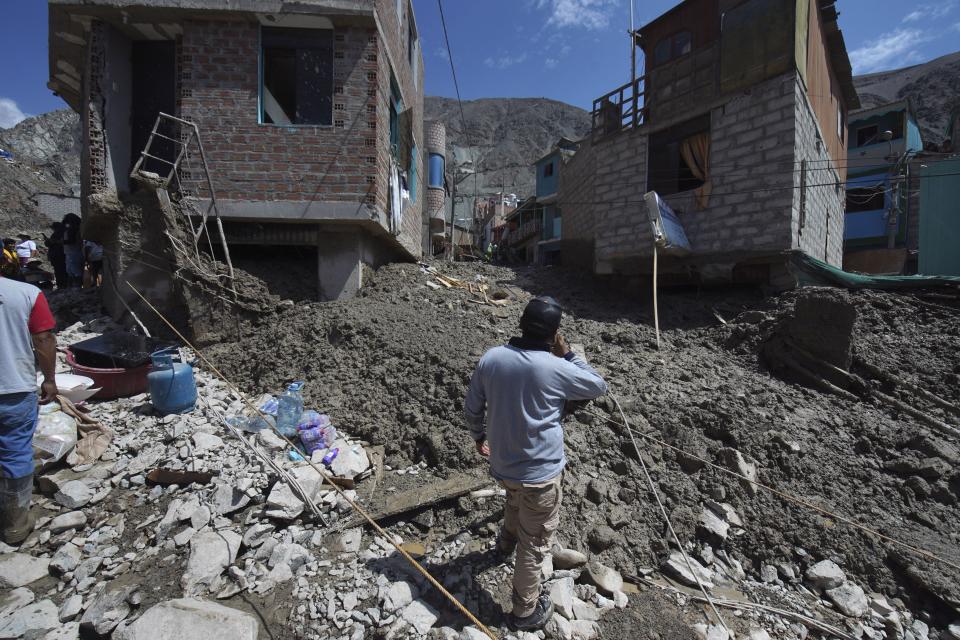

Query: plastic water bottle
left=276, top=381, right=304, bottom=438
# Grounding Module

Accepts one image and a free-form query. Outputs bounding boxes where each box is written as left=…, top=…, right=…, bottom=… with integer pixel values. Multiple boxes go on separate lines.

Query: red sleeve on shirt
left=28, top=292, right=56, bottom=334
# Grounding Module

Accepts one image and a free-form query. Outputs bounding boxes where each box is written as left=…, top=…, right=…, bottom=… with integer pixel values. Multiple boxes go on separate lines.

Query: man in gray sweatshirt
left=465, top=296, right=607, bottom=631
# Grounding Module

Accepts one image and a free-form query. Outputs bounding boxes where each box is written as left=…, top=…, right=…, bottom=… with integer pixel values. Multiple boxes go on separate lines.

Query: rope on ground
left=198, top=393, right=327, bottom=525
left=126, top=282, right=499, bottom=640
left=629, top=576, right=857, bottom=640
left=582, top=407, right=960, bottom=574
left=610, top=394, right=730, bottom=633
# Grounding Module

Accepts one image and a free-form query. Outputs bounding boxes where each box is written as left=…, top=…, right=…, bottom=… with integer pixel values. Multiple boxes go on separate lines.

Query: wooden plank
left=343, top=474, right=491, bottom=529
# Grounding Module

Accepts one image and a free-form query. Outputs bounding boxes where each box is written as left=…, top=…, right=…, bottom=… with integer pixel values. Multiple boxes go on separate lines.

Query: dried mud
left=208, top=261, right=960, bottom=631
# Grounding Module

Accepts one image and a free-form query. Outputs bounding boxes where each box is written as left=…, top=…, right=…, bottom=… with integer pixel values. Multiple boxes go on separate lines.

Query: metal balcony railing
left=591, top=76, right=646, bottom=139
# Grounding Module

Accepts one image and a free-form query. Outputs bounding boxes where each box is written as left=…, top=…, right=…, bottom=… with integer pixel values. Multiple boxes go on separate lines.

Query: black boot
left=509, top=591, right=554, bottom=631
left=1, top=475, right=36, bottom=545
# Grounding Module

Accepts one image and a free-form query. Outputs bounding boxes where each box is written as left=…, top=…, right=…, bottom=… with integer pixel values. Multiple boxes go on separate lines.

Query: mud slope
left=209, top=262, right=960, bottom=626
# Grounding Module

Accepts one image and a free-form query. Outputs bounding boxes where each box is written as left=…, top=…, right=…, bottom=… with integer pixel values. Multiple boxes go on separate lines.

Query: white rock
left=190, top=505, right=211, bottom=530
left=50, top=543, right=82, bottom=575
left=0, top=599, right=60, bottom=638
left=381, top=581, right=416, bottom=613
left=748, top=628, right=771, bottom=640
left=826, top=583, right=870, bottom=618
left=79, top=582, right=136, bottom=635
left=663, top=552, right=715, bottom=589
left=399, top=599, right=438, bottom=635
left=806, top=560, right=846, bottom=590
left=49, top=511, right=87, bottom=534
left=946, top=622, right=960, bottom=640
left=265, top=466, right=326, bottom=519
left=257, top=430, right=286, bottom=451
left=0, top=552, right=51, bottom=588
left=569, top=619, right=601, bottom=640
left=583, top=562, right=623, bottom=596
left=700, top=507, right=730, bottom=540
left=718, top=448, right=758, bottom=495
left=461, top=626, right=492, bottom=640
left=181, top=530, right=242, bottom=595
left=210, top=484, right=250, bottom=516
left=549, top=577, right=576, bottom=620
left=55, top=481, right=94, bottom=509
left=268, top=543, right=311, bottom=572
left=552, top=547, right=588, bottom=570
left=0, top=587, right=35, bottom=618
left=58, top=594, right=83, bottom=622
left=242, top=523, right=275, bottom=548
left=114, top=598, right=258, bottom=640
left=174, top=528, right=196, bottom=547
left=705, top=500, right=744, bottom=527
left=331, top=528, right=362, bottom=554
left=327, top=442, right=371, bottom=479
left=613, top=591, right=628, bottom=609
left=192, top=432, right=224, bottom=453
left=693, top=624, right=730, bottom=640
left=546, top=614, right=574, bottom=640
left=572, top=598, right=601, bottom=622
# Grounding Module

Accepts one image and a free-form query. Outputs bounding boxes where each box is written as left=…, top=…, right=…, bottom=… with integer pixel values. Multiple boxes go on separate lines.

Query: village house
left=842, top=100, right=923, bottom=274
left=47, top=0, right=425, bottom=302
left=560, top=0, right=860, bottom=284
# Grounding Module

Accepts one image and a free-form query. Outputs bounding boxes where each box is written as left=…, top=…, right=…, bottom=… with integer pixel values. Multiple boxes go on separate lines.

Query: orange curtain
left=680, top=133, right=712, bottom=210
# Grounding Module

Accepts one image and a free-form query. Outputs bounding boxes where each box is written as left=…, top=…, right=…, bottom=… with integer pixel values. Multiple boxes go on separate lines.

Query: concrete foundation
left=317, top=231, right=365, bottom=301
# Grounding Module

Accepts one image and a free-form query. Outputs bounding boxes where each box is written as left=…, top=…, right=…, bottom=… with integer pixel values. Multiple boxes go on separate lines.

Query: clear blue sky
left=3, top=0, right=960, bottom=128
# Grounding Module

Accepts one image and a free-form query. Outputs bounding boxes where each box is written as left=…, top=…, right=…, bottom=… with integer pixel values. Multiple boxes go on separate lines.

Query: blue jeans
left=0, top=392, right=38, bottom=479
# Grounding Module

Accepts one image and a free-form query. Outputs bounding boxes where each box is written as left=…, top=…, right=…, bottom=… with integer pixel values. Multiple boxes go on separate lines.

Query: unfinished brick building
left=562, top=0, right=860, bottom=283
left=47, top=0, right=424, bottom=301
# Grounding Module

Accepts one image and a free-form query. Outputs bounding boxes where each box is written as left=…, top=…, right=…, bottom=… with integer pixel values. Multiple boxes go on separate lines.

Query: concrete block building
left=561, top=0, right=860, bottom=282
left=47, top=0, right=425, bottom=301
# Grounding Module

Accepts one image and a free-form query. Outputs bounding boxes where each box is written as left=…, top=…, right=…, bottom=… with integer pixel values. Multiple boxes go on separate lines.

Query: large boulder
left=114, top=599, right=258, bottom=640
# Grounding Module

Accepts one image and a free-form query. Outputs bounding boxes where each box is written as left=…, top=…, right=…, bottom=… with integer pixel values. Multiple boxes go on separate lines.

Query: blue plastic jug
left=147, top=348, right=197, bottom=415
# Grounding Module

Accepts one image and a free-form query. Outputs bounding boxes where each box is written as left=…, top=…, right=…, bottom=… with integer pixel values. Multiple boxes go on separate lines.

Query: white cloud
left=0, top=98, right=28, bottom=129
left=435, top=47, right=449, bottom=61
left=545, top=58, right=559, bottom=69
left=484, top=53, right=529, bottom=69
left=849, top=28, right=930, bottom=74
left=536, top=0, right=620, bottom=30
left=903, top=1, right=956, bottom=22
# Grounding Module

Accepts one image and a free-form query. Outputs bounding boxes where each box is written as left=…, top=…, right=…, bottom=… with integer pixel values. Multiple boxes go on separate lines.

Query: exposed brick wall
left=84, top=21, right=109, bottom=202
left=178, top=19, right=379, bottom=205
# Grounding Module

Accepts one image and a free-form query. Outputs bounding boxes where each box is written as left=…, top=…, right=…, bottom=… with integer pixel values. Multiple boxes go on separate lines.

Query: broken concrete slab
left=0, top=552, right=51, bottom=588
left=114, top=598, right=258, bottom=640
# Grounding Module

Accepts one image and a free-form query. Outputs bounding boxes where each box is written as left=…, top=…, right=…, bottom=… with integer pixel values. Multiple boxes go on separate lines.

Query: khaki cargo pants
left=498, top=473, right=562, bottom=618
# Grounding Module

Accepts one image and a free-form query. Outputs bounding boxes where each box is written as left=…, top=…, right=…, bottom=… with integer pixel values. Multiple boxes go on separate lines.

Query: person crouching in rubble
left=464, top=296, right=608, bottom=631
left=0, top=266, right=59, bottom=544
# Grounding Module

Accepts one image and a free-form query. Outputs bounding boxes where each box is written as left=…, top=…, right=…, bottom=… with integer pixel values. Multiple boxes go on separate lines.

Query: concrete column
left=317, top=231, right=364, bottom=301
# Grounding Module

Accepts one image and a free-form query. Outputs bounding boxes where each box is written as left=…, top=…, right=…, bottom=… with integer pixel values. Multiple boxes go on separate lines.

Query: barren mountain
left=853, top=50, right=960, bottom=146
left=0, top=109, right=80, bottom=234
left=424, top=96, right=592, bottom=200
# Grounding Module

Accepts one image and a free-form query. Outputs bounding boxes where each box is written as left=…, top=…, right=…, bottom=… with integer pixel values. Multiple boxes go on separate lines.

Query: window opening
left=261, top=27, right=334, bottom=126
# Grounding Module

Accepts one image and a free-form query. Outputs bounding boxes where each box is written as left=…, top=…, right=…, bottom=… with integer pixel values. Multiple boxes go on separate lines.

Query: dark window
left=261, top=27, right=334, bottom=126
left=647, top=115, right=709, bottom=197
left=652, top=31, right=693, bottom=67
left=846, top=185, right=885, bottom=213
left=543, top=162, right=554, bottom=178
left=855, top=125, right=878, bottom=148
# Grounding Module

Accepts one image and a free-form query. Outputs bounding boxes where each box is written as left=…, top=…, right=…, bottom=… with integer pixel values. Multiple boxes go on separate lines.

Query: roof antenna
left=629, top=0, right=636, bottom=85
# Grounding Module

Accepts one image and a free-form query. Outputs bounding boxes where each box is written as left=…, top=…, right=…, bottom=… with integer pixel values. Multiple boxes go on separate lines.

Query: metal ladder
left=130, top=112, right=237, bottom=297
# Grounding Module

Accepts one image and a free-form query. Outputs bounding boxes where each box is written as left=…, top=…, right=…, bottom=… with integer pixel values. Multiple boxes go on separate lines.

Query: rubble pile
left=1, top=261, right=958, bottom=640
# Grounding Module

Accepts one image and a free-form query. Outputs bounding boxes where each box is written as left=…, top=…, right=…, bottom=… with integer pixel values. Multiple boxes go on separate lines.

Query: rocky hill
left=424, top=96, right=591, bottom=200
left=0, top=109, right=80, bottom=235
left=853, top=50, right=960, bottom=146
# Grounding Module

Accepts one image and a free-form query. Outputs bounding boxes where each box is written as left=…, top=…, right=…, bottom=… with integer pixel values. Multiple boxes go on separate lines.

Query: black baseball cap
left=520, top=296, right=563, bottom=339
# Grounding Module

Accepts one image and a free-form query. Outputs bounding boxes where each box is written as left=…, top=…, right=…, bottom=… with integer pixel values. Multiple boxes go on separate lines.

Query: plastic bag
left=34, top=407, right=78, bottom=462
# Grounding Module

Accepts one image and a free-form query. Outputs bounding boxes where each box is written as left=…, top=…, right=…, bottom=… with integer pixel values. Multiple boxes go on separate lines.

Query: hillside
left=853, top=50, right=960, bottom=146
left=424, top=96, right=591, bottom=200
left=0, top=109, right=80, bottom=234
